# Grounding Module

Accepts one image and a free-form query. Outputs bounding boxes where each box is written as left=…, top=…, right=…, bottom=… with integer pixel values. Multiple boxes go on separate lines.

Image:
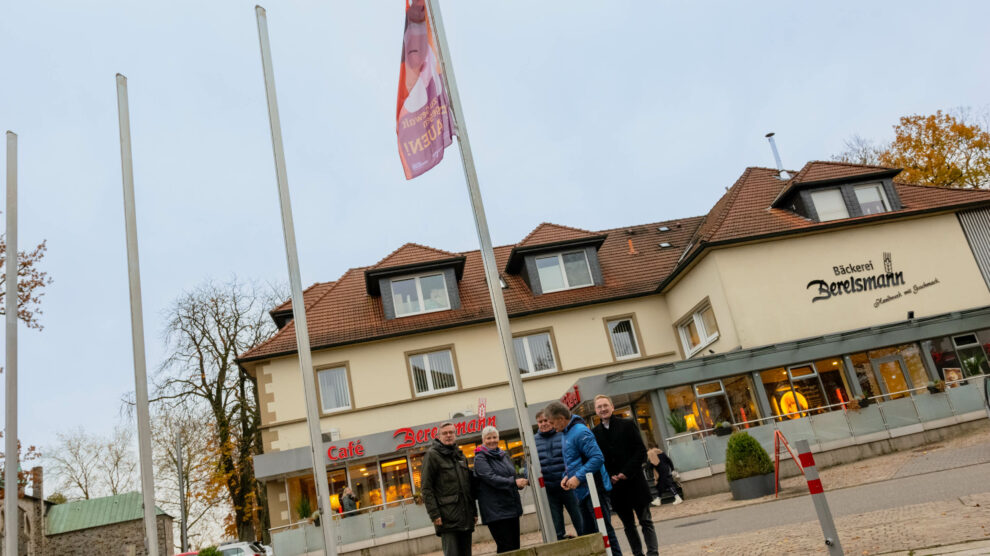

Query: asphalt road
left=645, top=461, right=990, bottom=546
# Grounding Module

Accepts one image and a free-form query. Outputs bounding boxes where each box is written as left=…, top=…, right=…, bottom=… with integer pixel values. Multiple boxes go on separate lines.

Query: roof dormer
left=505, top=223, right=607, bottom=295
left=771, top=162, right=903, bottom=223
left=364, top=243, right=466, bottom=320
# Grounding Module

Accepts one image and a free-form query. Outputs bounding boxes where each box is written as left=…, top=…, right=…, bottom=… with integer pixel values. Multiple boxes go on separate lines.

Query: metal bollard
left=794, top=439, right=844, bottom=555
left=585, top=473, right=613, bottom=556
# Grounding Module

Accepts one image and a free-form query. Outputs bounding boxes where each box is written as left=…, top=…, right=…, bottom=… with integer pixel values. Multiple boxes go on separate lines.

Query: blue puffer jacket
left=561, top=415, right=611, bottom=501
left=535, top=429, right=566, bottom=484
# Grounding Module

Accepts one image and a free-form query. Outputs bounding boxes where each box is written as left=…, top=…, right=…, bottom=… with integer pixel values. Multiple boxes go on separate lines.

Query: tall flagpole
left=425, top=0, right=556, bottom=542
left=254, top=7, right=337, bottom=555
left=115, top=74, right=161, bottom=556
left=4, top=130, right=19, bottom=556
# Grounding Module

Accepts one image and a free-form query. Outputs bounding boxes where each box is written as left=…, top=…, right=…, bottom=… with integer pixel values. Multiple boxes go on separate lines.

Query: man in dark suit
left=592, top=395, right=658, bottom=556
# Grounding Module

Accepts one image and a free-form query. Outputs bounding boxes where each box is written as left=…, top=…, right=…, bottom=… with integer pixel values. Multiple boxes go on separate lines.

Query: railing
left=664, top=375, right=989, bottom=474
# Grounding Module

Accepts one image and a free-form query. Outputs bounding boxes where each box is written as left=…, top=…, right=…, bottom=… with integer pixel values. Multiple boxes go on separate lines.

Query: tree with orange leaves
left=835, top=109, right=990, bottom=189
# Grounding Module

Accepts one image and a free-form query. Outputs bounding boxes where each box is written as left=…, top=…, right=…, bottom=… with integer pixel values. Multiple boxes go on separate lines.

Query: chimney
left=31, top=466, right=42, bottom=500
left=765, top=132, right=791, bottom=180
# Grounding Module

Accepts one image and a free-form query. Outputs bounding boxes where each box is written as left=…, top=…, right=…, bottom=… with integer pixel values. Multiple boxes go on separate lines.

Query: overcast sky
left=2, top=1, right=989, bottom=455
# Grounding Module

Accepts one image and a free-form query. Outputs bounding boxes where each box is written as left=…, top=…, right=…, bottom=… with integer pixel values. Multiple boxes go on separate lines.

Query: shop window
left=868, top=344, right=930, bottom=394
left=459, top=442, right=478, bottom=467
left=816, top=357, right=852, bottom=406
left=665, top=385, right=699, bottom=433
left=329, top=469, right=348, bottom=513
left=849, top=353, right=880, bottom=400
left=633, top=399, right=656, bottom=444
left=723, top=375, right=761, bottom=426
left=535, top=251, right=594, bottom=293
left=380, top=457, right=413, bottom=503
left=665, top=375, right=762, bottom=433
left=410, top=452, right=425, bottom=493
left=316, top=366, right=351, bottom=414
left=810, top=188, right=849, bottom=222
left=348, top=461, right=382, bottom=509
left=694, top=380, right=732, bottom=429
left=927, top=337, right=962, bottom=381
left=854, top=183, right=891, bottom=215
left=678, top=304, right=720, bottom=357
left=952, top=334, right=990, bottom=377
left=761, top=363, right=840, bottom=420
left=513, top=332, right=557, bottom=375
left=390, top=272, right=451, bottom=317
left=408, top=349, right=458, bottom=396
left=607, top=318, right=641, bottom=359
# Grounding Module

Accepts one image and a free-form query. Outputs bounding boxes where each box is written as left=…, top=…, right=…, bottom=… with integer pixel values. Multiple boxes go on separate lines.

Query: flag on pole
left=396, top=0, right=455, bottom=179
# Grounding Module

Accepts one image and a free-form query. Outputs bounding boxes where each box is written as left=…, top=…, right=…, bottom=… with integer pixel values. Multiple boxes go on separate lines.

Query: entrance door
left=871, top=355, right=912, bottom=400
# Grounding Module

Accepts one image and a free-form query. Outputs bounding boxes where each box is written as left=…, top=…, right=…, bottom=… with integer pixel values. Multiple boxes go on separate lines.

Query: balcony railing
left=665, top=375, right=989, bottom=477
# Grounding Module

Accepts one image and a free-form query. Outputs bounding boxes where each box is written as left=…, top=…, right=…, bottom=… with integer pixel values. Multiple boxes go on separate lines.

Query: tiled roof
left=46, top=492, right=168, bottom=536
left=240, top=161, right=990, bottom=362
left=239, top=217, right=703, bottom=361
left=271, top=281, right=335, bottom=314
left=517, top=223, right=600, bottom=247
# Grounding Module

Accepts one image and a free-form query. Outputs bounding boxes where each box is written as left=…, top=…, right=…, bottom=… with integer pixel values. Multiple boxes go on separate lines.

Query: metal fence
left=664, top=375, right=989, bottom=476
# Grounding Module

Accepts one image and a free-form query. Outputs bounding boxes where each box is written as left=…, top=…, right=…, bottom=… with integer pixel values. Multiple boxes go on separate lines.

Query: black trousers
left=487, top=517, right=521, bottom=553
left=440, top=530, right=473, bottom=556
left=613, top=501, right=658, bottom=556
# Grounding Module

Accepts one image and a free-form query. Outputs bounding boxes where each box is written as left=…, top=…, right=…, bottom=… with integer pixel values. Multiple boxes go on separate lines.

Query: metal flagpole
left=254, top=7, right=337, bottom=555
left=115, top=74, right=161, bottom=556
left=176, top=433, right=188, bottom=553
left=425, top=0, right=556, bottom=542
left=5, top=130, right=19, bottom=556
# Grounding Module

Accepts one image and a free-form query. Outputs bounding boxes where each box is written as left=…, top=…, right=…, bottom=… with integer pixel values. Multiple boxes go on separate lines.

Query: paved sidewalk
left=427, top=422, right=990, bottom=555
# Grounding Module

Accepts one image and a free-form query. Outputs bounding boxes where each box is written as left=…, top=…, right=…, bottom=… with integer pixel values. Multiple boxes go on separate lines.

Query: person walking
left=421, top=422, right=477, bottom=556
left=544, top=401, right=623, bottom=556
left=647, top=444, right=682, bottom=506
left=591, top=395, right=658, bottom=556
left=340, top=486, right=358, bottom=516
left=473, top=426, right=526, bottom=554
left=534, top=410, right=584, bottom=540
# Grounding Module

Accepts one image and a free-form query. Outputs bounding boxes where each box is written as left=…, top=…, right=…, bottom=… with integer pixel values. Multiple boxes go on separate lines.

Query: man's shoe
left=672, top=494, right=683, bottom=505
left=650, top=497, right=662, bottom=507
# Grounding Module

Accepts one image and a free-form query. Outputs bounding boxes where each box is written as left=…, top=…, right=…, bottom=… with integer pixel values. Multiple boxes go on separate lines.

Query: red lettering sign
left=326, top=440, right=365, bottom=461
left=561, top=385, right=581, bottom=409
left=393, top=416, right=496, bottom=450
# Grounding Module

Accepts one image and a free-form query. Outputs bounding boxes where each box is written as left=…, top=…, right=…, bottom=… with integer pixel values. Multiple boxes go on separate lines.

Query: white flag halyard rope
left=585, top=472, right=613, bottom=556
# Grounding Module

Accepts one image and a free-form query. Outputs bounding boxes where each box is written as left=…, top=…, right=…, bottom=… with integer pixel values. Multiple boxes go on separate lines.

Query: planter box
left=728, top=472, right=776, bottom=500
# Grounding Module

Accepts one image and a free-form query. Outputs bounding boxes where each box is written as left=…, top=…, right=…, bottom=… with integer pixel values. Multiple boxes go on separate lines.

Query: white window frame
left=316, top=366, right=351, bottom=414
left=853, top=183, right=891, bottom=215
left=390, top=272, right=451, bottom=318
left=535, top=250, right=594, bottom=293
left=607, top=317, right=641, bottom=360
left=408, top=349, right=458, bottom=396
left=810, top=188, right=850, bottom=222
left=514, top=332, right=558, bottom=376
left=678, top=305, right=720, bottom=357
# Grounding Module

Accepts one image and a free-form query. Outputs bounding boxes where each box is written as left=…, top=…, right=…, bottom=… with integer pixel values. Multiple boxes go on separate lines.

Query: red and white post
left=794, top=439, right=843, bottom=555
left=585, top=473, right=613, bottom=556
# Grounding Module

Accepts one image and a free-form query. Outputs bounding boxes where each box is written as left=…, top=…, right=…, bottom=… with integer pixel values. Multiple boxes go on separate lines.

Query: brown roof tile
left=517, top=223, right=600, bottom=247
left=271, top=281, right=335, bottom=314
left=370, top=243, right=460, bottom=270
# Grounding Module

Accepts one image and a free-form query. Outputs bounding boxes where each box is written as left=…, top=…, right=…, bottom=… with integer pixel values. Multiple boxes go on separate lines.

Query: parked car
left=216, top=541, right=268, bottom=556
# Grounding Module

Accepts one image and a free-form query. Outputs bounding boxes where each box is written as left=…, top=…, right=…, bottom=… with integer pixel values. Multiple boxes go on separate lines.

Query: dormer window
left=854, top=183, right=890, bottom=215
left=810, top=189, right=849, bottom=222
left=535, top=251, right=594, bottom=293
left=390, top=273, right=450, bottom=317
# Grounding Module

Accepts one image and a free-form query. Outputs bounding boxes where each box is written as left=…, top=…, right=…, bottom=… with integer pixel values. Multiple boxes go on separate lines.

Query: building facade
left=240, top=161, right=990, bottom=549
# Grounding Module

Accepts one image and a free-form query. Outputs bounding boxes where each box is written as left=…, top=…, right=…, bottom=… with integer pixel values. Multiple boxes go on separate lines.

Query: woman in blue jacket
left=473, top=426, right=528, bottom=553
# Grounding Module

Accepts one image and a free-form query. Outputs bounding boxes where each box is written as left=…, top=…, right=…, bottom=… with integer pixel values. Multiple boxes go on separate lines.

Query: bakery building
left=239, top=161, right=990, bottom=551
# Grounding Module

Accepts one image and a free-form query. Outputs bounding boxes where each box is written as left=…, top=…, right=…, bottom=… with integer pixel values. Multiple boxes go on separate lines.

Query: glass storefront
left=380, top=457, right=412, bottom=504
left=665, top=376, right=762, bottom=432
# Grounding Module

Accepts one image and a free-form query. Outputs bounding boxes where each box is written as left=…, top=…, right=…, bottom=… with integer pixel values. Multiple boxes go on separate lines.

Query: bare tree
left=153, top=278, right=283, bottom=541
left=46, top=428, right=102, bottom=500
left=832, top=134, right=884, bottom=166
left=99, top=426, right=137, bottom=496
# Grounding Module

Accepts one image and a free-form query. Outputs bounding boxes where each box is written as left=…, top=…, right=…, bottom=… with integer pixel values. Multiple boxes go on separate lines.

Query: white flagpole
left=4, top=130, right=19, bottom=556
left=254, top=7, right=337, bottom=555
left=425, top=0, right=556, bottom=542
left=115, top=74, right=161, bottom=556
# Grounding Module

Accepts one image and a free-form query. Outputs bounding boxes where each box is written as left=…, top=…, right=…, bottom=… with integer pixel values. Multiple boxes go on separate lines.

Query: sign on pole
left=255, top=7, right=337, bottom=555
left=114, top=74, right=160, bottom=556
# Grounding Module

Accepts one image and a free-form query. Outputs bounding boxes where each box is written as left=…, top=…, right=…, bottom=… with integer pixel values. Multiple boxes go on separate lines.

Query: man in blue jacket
left=543, top=401, right=622, bottom=555
left=534, top=410, right=584, bottom=540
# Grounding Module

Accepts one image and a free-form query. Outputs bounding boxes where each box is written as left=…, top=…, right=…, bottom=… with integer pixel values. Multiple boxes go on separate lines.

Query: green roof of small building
left=46, top=492, right=170, bottom=536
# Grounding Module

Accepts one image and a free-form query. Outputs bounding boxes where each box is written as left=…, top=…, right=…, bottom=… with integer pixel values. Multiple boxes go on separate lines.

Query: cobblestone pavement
left=426, top=423, right=990, bottom=555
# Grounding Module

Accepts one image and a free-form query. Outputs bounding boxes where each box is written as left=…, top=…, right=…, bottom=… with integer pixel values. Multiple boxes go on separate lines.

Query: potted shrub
left=295, top=494, right=313, bottom=522
left=725, top=431, right=775, bottom=500
left=713, top=421, right=733, bottom=437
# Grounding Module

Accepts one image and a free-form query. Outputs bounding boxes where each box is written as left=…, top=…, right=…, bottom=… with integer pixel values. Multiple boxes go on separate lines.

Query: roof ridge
left=273, top=281, right=335, bottom=312
left=517, top=222, right=597, bottom=245
left=894, top=181, right=990, bottom=192
left=372, top=242, right=460, bottom=268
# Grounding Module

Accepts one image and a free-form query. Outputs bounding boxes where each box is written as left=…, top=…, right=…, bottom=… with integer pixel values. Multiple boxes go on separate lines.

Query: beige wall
left=253, top=296, right=681, bottom=452
left=664, top=254, right=740, bottom=356
left=712, top=214, right=990, bottom=348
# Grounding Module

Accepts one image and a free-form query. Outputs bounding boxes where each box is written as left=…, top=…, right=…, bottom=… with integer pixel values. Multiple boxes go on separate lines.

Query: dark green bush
left=198, top=547, right=222, bottom=556
left=724, top=431, right=773, bottom=481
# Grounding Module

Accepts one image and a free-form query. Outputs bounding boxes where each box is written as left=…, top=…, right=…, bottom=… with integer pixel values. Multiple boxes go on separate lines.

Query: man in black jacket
left=592, top=395, right=658, bottom=556
left=421, top=422, right=476, bottom=555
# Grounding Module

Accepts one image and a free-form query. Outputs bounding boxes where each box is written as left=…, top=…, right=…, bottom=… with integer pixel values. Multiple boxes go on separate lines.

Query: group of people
left=420, top=395, right=681, bottom=556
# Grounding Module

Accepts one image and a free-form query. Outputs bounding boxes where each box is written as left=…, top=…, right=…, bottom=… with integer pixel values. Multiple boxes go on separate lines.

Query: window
left=513, top=332, right=557, bottom=375
left=390, top=273, right=450, bottom=317
left=316, top=366, right=351, bottom=413
left=607, top=318, right=640, bottom=359
left=854, top=183, right=890, bottom=215
left=810, top=189, right=849, bottom=222
left=409, top=349, right=457, bottom=395
left=678, top=305, right=719, bottom=356
left=535, top=251, right=593, bottom=292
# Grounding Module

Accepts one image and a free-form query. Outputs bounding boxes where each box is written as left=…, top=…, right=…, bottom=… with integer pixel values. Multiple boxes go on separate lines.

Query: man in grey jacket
left=421, top=422, right=477, bottom=555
